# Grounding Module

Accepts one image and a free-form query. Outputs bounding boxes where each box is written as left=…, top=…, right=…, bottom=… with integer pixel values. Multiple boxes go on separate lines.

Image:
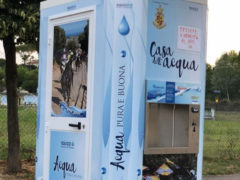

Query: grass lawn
left=0, top=105, right=37, bottom=160
left=1, top=105, right=240, bottom=176
left=203, top=111, right=240, bottom=175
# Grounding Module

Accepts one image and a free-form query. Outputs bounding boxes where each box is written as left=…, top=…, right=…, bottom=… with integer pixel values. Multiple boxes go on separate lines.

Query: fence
left=203, top=110, right=240, bottom=174
left=1, top=95, right=240, bottom=176
left=0, top=95, right=37, bottom=161
left=205, top=102, right=240, bottom=112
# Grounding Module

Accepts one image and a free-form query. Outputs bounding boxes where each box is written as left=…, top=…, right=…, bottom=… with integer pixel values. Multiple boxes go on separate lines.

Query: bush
left=18, top=66, right=38, bottom=93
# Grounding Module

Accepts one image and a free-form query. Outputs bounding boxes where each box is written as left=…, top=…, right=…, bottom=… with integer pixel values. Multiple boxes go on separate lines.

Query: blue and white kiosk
left=36, top=0, right=207, bottom=179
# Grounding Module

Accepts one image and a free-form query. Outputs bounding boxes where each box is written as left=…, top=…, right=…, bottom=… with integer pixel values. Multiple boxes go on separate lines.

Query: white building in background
left=0, top=89, right=38, bottom=106
left=0, top=41, right=5, bottom=59
left=0, top=94, right=38, bottom=105
left=0, top=41, right=39, bottom=104
left=0, top=40, right=39, bottom=64
left=0, top=40, right=22, bottom=64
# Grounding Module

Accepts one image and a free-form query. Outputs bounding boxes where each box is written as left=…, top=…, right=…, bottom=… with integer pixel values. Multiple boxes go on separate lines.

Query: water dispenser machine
left=144, top=80, right=201, bottom=154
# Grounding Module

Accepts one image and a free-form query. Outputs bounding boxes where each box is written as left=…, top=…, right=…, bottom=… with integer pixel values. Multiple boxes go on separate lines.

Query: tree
left=54, top=26, right=66, bottom=62
left=78, top=22, right=89, bottom=52
left=0, top=66, right=5, bottom=92
left=0, top=58, right=5, bottom=66
left=0, top=59, right=5, bottom=92
left=16, top=44, right=36, bottom=65
left=205, top=63, right=214, bottom=100
left=211, top=51, right=239, bottom=102
left=66, top=40, right=77, bottom=52
left=22, top=68, right=38, bottom=93
left=0, top=0, right=42, bottom=173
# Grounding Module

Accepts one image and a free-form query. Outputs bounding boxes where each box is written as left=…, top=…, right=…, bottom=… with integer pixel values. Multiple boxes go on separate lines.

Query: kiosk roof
left=40, top=0, right=78, bottom=10
left=41, top=0, right=207, bottom=10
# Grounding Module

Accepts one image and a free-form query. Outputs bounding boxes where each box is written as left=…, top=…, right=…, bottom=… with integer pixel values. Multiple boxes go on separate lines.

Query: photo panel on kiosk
left=43, top=7, right=95, bottom=180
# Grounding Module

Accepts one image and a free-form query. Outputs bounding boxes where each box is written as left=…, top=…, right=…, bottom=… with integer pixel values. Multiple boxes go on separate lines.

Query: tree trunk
left=3, top=34, right=21, bottom=173
left=226, top=88, right=230, bottom=102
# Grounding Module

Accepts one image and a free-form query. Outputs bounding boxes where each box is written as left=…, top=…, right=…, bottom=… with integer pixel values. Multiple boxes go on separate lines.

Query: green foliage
left=210, top=51, right=240, bottom=101
left=0, top=66, right=5, bottom=92
left=16, top=43, right=37, bottom=52
left=0, top=58, right=5, bottom=67
left=17, top=66, right=38, bottom=93
left=0, top=59, right=5, bottom=92
left=22, top=69, right=38, bottom=93
left=17, top=65, right=27, bottom=88
left=54, top=26, right=66, bottom=58
left=78, top=22, right=89, bottom=52
left=0, top=0, right=41, bottom=173
left=0, top=0, right=41, bottom=48
left=66, top=40, right=77, bottom=52
left=0, top=0, right=41, bottom=93
left=0, top=64, right=38, bottom=94
left=205, top=63, right=214, bottom=100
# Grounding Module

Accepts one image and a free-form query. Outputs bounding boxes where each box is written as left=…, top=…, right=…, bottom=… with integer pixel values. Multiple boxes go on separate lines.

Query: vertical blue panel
left=35, top=13, right=49, bottom=178
left=106, top=0, right=147, bottom=179
left=126, top=0, right=147, bottom=179
left=166, top=81, right=175, bottom=103
left=107, top=2, right=133, bottom=178
left=100, top=1, right=115, bottom=180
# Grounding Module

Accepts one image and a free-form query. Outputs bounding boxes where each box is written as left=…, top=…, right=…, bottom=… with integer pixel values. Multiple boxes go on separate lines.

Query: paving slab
left=203, top=174, right=240, bottom=180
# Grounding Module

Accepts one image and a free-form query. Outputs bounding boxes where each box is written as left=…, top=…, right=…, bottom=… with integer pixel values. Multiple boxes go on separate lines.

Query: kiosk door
left=43, top=8, right=95, bottom=180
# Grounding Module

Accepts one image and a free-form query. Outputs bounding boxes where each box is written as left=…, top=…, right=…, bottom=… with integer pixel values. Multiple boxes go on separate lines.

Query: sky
left=59, top=20, right=88, bottom=37
left=1, top=1, right=240, bottom=66
left=207, top=0, right=240, bottom=66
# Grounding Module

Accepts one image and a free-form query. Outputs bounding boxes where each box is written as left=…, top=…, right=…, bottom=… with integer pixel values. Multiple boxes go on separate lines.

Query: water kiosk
left=36, top=0, right=207, bottom=179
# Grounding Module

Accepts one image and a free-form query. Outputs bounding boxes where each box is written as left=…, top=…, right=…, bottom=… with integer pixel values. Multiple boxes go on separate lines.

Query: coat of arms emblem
left=153, top=5, right=166, bottom=29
